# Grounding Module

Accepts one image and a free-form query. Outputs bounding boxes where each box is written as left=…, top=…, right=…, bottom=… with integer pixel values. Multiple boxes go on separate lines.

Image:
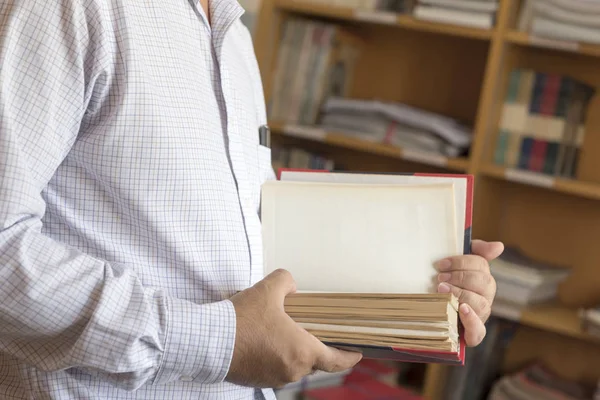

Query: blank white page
left=280, top=171, right=467, bottom=254
left=261, top=181, right=457, bottom=294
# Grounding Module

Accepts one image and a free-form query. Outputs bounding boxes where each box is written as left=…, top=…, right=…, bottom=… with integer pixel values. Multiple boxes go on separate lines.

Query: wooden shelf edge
left=270, top=121, right=470, bottom=171
left=492, top=302, right=600, bottom=345
left=480, top=164, right=600, bottom=201
left=274, top=0, right=493, bottom=41
left=506, top=31, right=600, bottom=58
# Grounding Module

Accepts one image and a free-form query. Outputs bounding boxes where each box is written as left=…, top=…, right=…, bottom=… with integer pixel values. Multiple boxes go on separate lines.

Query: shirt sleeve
left=0, top=0, right=236, bottom=391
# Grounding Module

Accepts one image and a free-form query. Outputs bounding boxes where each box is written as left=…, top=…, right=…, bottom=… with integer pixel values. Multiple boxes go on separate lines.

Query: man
left=0, top=0, right=502, bottom=399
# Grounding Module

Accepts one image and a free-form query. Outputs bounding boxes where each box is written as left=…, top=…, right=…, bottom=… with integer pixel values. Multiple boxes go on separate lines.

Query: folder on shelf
left=260, top=169, right=473, bottom=365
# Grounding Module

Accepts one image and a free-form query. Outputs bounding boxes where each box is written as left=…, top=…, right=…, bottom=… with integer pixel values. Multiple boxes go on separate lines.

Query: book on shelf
left=489, top=246, right=571, bottom=320
left=319, top=97, right=473, bottom=157
left=260, top=169, right=474, bottom=364
left=413, top=0, right=498, bottom=29
left=488, top=363, right=596, bottom=400
left=518, top=0, right=600, bottom=45
left=493, top=68, right=595, bottom=178
left=580, top=306, right=600, bottom=338
left=269, top=17, right=364, bottom=125
left=280, top=0, right=416, bottom=13
left=271, top=144, right=336, bottom=172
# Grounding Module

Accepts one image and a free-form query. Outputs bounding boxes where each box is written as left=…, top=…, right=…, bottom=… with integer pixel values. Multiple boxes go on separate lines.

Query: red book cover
left=528, top=140, right=548, bottom=172
left=272, top=168, right=473, bottom=366
left=540, top=74, right=560, bottom=116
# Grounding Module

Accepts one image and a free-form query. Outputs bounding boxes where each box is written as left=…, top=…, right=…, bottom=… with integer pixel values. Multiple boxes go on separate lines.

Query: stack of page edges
left=284, top=292, right=459, bottom=352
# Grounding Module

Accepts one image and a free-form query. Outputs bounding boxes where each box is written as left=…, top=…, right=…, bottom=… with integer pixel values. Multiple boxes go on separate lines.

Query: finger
left=459, top=303, right=486, bottom=347
left=436, top=254, right=488, bottom=273
left=313, top=344, right=362, bottom=373
left=437, top=283, right=491, bottom=321
left=471, top=240, right=504, bottom=262
left=258, top=268, right=297, bottom=297
left=437, top=270, right=495, bottom=300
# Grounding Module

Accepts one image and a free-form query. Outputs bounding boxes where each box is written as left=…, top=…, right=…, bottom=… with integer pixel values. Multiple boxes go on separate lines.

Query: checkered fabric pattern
left=0, top=0, right=275, bottom=398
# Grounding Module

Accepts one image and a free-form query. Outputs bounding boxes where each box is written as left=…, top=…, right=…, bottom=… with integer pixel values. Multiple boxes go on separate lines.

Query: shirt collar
left=192, top=0, right=244, bottom=36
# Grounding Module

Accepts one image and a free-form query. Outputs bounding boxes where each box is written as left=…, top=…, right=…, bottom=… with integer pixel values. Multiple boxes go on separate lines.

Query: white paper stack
left=490, top=247, right=571, bottom=319
left=518, top=0, right=600, bottom=45
left=580, top=306, right=600, bottom=337
left=319, top=97, right=473, bottom=157
left=413, top=0, right=499, bottom=29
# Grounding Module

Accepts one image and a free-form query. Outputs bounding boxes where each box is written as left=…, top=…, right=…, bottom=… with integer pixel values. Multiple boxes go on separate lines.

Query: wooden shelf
left=506, top=31, right=600, bottom=58
left=270, top=121, right=470, bottom=171
left=480, top=164, right=600, bottom=201
left=493, top=302, right=600, bottom=345
left=274, top=0, right=493, bottom=41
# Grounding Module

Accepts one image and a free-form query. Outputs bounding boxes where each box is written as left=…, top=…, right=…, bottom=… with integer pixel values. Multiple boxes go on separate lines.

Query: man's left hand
left=435, top=240, right=504, bottom=347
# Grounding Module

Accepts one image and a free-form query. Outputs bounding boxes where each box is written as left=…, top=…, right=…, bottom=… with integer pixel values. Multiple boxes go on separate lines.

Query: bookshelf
left=251, top=0, right=600, bottom=397
left=272, top=0, right=494, bottom=40
left=505, top=31, right=600, bottom=58
left=270, top=122, right=470, bottom=171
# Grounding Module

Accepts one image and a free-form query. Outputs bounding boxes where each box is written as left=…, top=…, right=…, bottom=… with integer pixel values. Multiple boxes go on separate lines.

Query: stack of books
left=261, top=170, right=474, bottom=364
left=518, top=0, right=600, bottom=45
left=319, top=97, right=473, bottom=157
left=488, top=364, right=595, bottom=400
left=413, top=0, right=499, bottom=29
left=580, top=306, right=600, bottom=338
left=281, top=0, right=415, bottom=13
left=494, top=68, right=595, bottom=178
left=268, top=17, right=363, bottom=125
left=271, top=145, right=335, bottom=173
left=489, top=247, right=571, bottom=319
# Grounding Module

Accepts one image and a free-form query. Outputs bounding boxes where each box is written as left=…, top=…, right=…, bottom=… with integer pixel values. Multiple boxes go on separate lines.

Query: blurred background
left=239, top=0, right=600, bottom=399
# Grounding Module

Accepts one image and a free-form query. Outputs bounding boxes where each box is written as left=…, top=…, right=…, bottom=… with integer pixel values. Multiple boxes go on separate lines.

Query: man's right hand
left=226, top=269, right=363, bottom=389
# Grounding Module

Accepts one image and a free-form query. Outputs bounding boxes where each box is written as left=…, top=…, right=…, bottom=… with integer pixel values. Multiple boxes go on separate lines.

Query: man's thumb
left=260, top=268, right=297, bottom=297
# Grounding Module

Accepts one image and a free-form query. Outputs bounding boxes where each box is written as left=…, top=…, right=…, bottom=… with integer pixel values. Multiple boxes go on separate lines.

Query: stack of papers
left=580, top=306, right=600, bottom=337
left=518, top=0, right=600, bottom=45
left=490, top=247, right=570, bottom=319
left=319, top=97, right=473, bottom=157
left=413, top=0, right=499, bottom=29
left=488, top=364, right=595, bottom=400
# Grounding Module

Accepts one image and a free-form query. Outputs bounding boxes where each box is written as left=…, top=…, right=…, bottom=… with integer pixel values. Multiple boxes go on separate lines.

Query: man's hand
left=226, top=269, right=362, bottom=389
left=435, top=240, right=504, bottom=347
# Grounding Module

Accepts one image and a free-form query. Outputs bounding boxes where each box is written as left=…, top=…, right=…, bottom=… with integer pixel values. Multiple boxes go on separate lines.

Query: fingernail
left=437, top=283, right=451, bottom=293
left=436, top=259, right=452, bottom=271
left=438, top=273, right=451, bottom=282
left=460, top=304, right=470, bottom=315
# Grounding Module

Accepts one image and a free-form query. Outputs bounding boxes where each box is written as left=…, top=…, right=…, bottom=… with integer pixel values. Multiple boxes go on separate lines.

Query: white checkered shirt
left=0, top=0, right=276, bottom=398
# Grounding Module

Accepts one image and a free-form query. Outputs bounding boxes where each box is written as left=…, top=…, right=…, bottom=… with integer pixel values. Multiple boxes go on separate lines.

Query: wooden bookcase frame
left=251, top=0, right=600, bottom=397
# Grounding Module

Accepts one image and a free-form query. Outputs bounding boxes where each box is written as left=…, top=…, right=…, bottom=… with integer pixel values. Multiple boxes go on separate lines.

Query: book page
left=261, top=181, right=457, bottom=294
left=280, top=171, right=467, bottom=254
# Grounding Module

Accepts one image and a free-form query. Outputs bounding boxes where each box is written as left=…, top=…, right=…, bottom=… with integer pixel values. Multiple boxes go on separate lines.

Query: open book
left=260, top=170, right=473, bottom=365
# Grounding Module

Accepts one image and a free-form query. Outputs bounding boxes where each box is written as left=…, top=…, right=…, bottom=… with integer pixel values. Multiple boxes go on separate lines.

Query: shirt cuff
left=153, top=297, right=236, bottom=385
